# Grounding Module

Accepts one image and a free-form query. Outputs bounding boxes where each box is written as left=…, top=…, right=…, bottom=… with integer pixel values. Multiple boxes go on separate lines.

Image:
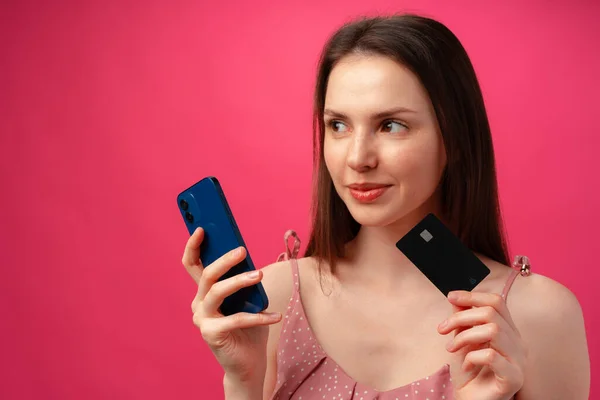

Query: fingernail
left=446, top=340, right=454, bottom=351
left=234, top=247, right=243, bottom=257
left=448, top=291, right=459, bottom=300
left=269, top=312, right=282, bottom=320
left=439, top=320, right=448, bottom=330
left=247, top=271, right=259, bottom=279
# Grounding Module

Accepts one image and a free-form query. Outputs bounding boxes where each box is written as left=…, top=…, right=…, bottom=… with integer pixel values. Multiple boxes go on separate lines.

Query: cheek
left=384, top=141, right=443, bottom=182
left=323, top=138, right=343, bottom=177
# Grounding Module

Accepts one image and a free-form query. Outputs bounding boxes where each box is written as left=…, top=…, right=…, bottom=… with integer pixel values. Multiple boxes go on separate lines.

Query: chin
left=345, top=203, right=409, bottom=228
left=343, top=193, right=433, bottom=229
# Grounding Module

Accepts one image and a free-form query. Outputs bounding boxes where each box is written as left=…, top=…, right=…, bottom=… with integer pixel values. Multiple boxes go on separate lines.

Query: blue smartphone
left=177, top=176, right=269, bottom=316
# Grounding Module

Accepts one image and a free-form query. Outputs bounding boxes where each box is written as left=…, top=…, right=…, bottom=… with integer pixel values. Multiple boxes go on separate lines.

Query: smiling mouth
left=348, top=185, right=391, bottom=202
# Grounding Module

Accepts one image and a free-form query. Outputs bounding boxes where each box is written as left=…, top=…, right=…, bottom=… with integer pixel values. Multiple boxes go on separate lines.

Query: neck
left=340, top=207, right=445, bottom=291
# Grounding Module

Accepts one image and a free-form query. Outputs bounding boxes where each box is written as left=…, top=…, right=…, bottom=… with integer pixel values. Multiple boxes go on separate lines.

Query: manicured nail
left=269, top=312, right=282, bottom=320
left=247, top=271, right=259, bottom=279
left=448, top=291, right=459, bottom=300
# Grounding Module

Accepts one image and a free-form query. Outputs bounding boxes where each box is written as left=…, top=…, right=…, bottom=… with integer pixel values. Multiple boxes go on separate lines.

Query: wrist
left=223, top=373, right=263, bottom=400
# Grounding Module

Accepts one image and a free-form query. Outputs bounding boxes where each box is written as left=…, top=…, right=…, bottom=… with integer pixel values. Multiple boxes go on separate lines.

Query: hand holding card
left=438, top=290, right=527, bottom=399
left=397, top=214, right=525, bottom=399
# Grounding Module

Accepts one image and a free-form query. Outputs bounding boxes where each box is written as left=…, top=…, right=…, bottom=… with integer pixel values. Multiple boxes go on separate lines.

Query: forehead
left=325, top=54, right=431, bottom=114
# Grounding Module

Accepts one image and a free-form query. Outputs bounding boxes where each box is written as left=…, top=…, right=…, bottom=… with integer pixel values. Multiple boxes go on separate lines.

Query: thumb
left=183, top=227, right=205, bottom=284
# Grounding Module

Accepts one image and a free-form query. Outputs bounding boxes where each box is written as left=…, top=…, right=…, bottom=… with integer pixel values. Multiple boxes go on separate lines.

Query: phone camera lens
left=180, top=200, right=189, bottom=211
left=185, top=212, right=194, bottom=223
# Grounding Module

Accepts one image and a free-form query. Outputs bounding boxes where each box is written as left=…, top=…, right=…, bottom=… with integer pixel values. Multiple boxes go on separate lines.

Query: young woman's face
left=323, top=54, right=447, bottom=227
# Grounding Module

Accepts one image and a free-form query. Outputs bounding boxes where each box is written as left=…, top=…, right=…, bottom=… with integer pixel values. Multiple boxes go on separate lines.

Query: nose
left=346, top=129, right=378, bottom=172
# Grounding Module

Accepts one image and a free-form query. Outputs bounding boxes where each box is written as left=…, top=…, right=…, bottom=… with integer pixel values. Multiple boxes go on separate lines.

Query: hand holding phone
left=177, top=176, right=269, bottom=316
left=178, top=177, right=281, bottom=393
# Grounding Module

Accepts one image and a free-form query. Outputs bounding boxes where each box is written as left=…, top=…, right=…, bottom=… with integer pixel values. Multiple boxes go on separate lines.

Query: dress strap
left=276, top=230, right=300, bottom=262
left=501, top=255, right=532, bottom=301
left=276, top=230, right=301, bottom=290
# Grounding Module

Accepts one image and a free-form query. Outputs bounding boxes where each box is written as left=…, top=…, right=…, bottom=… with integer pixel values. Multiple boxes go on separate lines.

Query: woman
left=182, top=14, right=590, bottom=399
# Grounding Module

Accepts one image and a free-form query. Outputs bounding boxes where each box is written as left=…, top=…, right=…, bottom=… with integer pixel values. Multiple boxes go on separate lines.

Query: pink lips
left=348, top=184, right=391, bottom=203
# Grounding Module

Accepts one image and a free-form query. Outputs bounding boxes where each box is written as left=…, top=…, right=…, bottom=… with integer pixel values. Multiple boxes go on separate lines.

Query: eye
left=328, top=120, right=349, bottom=133
left=381, top=120, right=407, bottom=134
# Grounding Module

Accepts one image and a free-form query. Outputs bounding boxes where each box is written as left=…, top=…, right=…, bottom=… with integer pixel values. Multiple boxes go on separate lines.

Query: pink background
left=1, top=1, right=598, bottom=399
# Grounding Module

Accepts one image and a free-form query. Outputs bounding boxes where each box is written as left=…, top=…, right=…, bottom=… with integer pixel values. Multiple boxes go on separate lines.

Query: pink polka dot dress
left=270, top=231, right=531, bottom=400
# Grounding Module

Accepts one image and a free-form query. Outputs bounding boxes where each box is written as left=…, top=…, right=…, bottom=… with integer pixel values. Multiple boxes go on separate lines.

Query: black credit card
left=395, top=213, right=490, bottom=296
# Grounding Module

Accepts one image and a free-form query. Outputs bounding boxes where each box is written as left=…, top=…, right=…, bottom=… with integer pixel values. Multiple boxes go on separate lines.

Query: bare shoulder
left=260, top=256, right=319, bottom=312
left=507, top=271, right=591, bottom=399
left=259, top=259, right=294, bottom=314
left=508, top=271, right=584, bottom=333
left=478, top=255, right=584, bottom=326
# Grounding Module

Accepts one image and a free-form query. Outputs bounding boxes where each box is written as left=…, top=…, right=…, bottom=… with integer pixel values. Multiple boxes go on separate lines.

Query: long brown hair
left=304, top=14, right=511, bottom=273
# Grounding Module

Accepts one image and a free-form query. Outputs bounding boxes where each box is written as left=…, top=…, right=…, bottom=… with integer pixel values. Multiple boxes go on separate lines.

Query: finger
left=448, top=302, right=471, bottom=337
left=447, top=323, right=512, bottom=358
left=197, top=312, right=283, bottom=345
left=461, top=348, right=523, bottom=392
left=182, top=227, right=205, bottom=283
left=197, top=246, right=247, bottom=300
left=447, top=291, right=518, bottom=332
left=203, top=270, right=263, bottom=315
left=438, top=305, right=511, bottom=336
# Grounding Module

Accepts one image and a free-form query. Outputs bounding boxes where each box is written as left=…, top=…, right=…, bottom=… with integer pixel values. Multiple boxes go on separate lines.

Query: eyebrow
left=323, top=106, right=417, bottom=120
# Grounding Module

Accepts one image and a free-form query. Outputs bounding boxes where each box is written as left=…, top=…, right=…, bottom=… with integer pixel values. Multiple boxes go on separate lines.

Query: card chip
left=420, top=229, right=433, bottom=242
